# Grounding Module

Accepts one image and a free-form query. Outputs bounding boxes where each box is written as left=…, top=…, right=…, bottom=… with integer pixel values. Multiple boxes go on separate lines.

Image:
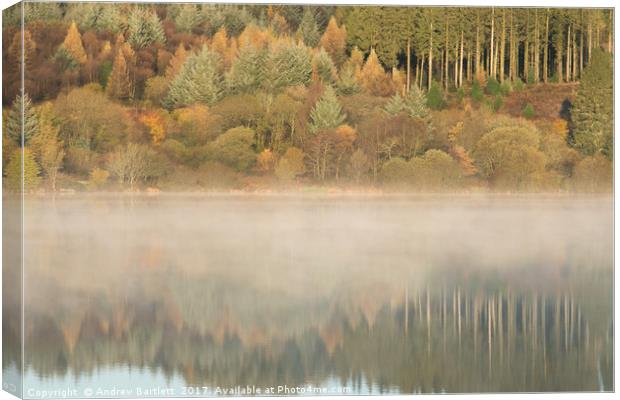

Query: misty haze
left=2, top=194, right=613, bottom=395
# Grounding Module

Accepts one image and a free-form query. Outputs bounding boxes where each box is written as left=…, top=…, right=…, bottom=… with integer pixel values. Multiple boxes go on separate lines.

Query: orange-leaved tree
left=320, top=17, right=347, bottom=67
left=140, top=111, right=167, bottom=144
left=106, top=50, right=131, bottom=99
left=61, top=21, right=87, bottom=64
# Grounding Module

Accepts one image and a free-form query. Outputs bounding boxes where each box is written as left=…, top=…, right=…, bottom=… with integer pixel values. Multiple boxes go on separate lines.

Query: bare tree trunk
left=50, top=170, right=57, bottom=192
left=580, top=20, right=584, bottom=76
left=572, top=28, right=577, bottom=81
left=588, top=22, right=593, bottom=62
left=500, top=9, right=506, bottom=82
left=444, top=19, right=449, bottom=89
left=609, top=10, right=613, bottom=53
left=459, top=30, right=464, bottom=87
left=532, top=9, right=540, bottom=83
left=454, top=41, right=458, bottom=87
left=490, top=7, right=495, bottom=78
left=495, top=38, right=499, bottom=80
left=406, top=38, right=411, bottom=92
left=440, top=49, right=445, bottom=88
left=544, top=9, right=549, bottom=82
left=475, top=12, right=481, bottom=77
left=429, top=21, right=433, bottom=90
left=524, top=11, right=530, bottom=83
left=566, top=24, right=571, bottom=82
left=420, top=54, right=426, bottom=89
left=414, top=55, right=419, bottom=89
left=467, top=47, right=472, bottom=82
left=509, top=9, right=514, bottom=81
left=557, top=34, right=563, bottom=82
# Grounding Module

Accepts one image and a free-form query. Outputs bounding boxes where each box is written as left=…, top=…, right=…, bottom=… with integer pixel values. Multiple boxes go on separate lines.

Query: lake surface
left=3, top=194, right=614, bottom=396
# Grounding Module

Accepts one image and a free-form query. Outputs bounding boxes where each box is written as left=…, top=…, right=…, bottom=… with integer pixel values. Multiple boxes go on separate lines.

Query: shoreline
left=5, top=190, right=613, bottom=200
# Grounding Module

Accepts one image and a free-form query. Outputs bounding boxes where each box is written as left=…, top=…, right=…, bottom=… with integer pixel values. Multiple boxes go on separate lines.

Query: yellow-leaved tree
left=358, top=48, right=393, bottom=96
left=30, top=103, right=65, bottom=191
left=140, top=111, right=166, bottom=144
left=106, top=50, right=131, bottom=99
left=320, top=17, right=347, bottom=67
left=61, top=21, right=87, bottom=64
left=165, top=43, right=188, bottom=81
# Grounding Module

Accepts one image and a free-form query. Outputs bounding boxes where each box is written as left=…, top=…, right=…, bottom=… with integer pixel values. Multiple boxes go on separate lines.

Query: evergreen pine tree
left=426, top=81, right=445, bottom=110
left=226, top=46, right=268, bottom=94
left=336, top=64, right=360, bottom=95
left=4, top=148, right=41, bottom=192
left=271, top=41, right=313, bottom=90
left=174, top=4, right=204, bottom=33
left=403, top=86, right=430, bottom=120
left=313, top=48, right=336, bottom=84
left=165, top=46, right=223, bottom=108
left=309, top=86, right=346, bottom=134
left=385, top=86, right=429, bottom=120
left=6, top=94, right=38, bottom=146
left=470, top=79, right=484, bottom=103
left=127, top=7, right=166, bottom=49
left=571, top=49, right=613, bottom=159
left=297, top=8, right=320, bottom=47
left=97, top=5, right=123, bottom=34
left=24, top=2, right=62, bottom=23
left=522, top=103, right=535, bottom=119
left=385, top=93, right=406, bottom=115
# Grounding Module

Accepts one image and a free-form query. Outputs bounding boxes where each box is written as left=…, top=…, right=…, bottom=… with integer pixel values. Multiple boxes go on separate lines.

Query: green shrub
left=493, top=96, right=503, bottom=112
left=426, top=81, right=445, bottom=110
left=527, top=67, right=535, bottom=84
left=486, top=77, right=500, bottom=96
left=499, top=81, right=511, bottom=96
left=522, top=103, right=535, bottom=119
left=456, top=87, right=465, bottom=102
left=470, top=80, right=484, bottom=103
left=99, top=60, right=113, bottom=88
left=208, top=126, right=256, bottom=172
left=380, top=157, right=413, bottom=186
left=513, top=78, right=525, bottom=91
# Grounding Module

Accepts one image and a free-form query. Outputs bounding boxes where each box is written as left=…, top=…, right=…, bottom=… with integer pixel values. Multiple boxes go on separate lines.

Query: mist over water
left=4, top=194, right=613, bottom=395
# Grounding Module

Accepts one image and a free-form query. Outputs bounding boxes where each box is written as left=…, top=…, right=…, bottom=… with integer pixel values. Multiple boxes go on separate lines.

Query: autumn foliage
left=61, top=21, right=87, bottom=64
left=140, top=111, right=167, bottom=144
left=320, top=17, right=346, bottom=67
left=1, top=3, right=612, bottom=193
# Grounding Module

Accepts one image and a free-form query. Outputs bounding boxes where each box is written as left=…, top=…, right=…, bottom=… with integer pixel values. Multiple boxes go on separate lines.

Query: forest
left=1, top=3, right=614, bottom=193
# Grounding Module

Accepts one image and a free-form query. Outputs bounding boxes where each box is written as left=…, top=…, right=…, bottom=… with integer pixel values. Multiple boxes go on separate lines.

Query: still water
left=3, top=194, right=614, bottom=396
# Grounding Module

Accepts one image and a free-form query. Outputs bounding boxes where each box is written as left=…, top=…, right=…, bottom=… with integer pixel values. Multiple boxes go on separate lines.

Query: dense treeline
left=2, top=3, right=614, bottom=192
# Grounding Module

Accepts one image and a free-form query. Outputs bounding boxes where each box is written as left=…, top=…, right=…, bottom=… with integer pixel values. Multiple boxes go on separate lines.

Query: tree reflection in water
left=3, top=195, right=613, bottom=393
